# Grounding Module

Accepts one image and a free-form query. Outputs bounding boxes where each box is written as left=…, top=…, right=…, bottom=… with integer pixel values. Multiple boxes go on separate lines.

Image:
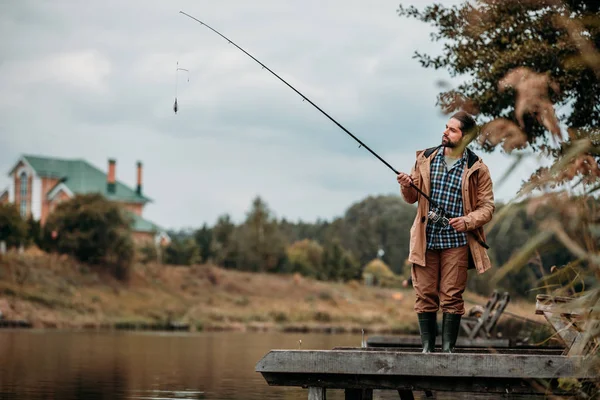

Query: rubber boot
left=442, top=313, right=462, bottom=353
left=417, top=312, right=437, bottom=353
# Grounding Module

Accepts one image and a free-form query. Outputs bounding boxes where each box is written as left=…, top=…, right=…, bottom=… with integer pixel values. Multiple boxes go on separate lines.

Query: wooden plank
left=467, top=291, right=499, bottom=339
left=544, top=313, right=581, bottom=352
left=308, top=387, right=325, bottom=400
left=535, top=304, right=582, bottom=317
left=255, top=350, right=590, bottom=379
left=536, top=294, right=576, bottom=303
left=366, top=335, right=510, bottom=348
left=333, top=346, right=564, bottom=355
left=485, top=292, right=510, bottom=335
left=260, top=372, right=576, bottom=395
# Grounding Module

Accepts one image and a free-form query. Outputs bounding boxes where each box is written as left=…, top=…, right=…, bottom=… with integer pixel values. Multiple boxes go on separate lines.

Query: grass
left=0, top=249, right=546, bottom=333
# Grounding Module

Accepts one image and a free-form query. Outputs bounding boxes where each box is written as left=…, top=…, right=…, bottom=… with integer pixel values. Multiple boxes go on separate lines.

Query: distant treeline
left=159, top=194, right=585, bottom=300
left=0, top=191, right=586, bottom=299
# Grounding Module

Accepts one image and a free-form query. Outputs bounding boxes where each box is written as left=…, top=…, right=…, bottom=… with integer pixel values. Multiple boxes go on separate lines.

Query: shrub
left=284, top=239, right=324, bottom=278
left=363, top=259, right=398, bottom=287
left=43, top=193, right=134, bottom=280
left=0, top=203, right=28, bottom=249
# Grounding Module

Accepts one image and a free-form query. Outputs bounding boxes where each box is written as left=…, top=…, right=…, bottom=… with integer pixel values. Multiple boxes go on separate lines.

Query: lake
left=0, top=329, right=542, bottom=399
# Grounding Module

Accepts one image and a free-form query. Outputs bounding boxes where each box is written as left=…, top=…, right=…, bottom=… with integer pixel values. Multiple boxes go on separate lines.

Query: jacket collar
left=423, top=145, right=480, bottom=169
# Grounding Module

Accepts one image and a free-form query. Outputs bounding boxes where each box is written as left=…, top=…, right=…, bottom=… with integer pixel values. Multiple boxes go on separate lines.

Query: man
left=396, top=111, right=495, bottom=353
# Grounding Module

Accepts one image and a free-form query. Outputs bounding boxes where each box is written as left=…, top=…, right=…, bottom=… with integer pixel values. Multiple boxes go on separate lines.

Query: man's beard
left=442, top=136, right=457, bottom=148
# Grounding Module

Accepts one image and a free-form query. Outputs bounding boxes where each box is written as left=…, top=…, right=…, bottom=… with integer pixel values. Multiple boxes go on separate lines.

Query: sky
left=0, top=0, right=548, bottom=231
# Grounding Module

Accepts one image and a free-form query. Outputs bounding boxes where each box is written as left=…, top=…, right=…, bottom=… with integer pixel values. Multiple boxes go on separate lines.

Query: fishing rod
left=179, top=11, right=489, bottom=248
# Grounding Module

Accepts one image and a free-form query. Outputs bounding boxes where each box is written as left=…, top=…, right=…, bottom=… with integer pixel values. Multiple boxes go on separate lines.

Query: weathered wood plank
left=260, top=372, right=575, bottom=395
left=535, top=304, right=583, bottom=317
left=466, top=290, right=499, bottom=339
left=536, top=294, right=577, bottom=303
left=308, top=387, right=325, bottom=400
left=366, top=335, right=510, bottom=348
left=255, top=350, right=590, bottom=379
left=333, top=346, right=564, bottom=355
left=544, top=312, right=581, bottom=351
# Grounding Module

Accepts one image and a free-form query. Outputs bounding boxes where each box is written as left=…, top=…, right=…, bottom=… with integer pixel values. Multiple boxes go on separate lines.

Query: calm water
left=0, top=329, right=544, bottom=400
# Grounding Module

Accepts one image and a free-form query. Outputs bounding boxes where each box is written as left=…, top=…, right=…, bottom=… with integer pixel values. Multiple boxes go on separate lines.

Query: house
left=1, top=155, right=170, bottom=246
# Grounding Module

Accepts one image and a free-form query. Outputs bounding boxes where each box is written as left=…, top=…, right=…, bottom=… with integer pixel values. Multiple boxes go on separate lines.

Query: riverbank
left=0, top=249, right=545, bottom=334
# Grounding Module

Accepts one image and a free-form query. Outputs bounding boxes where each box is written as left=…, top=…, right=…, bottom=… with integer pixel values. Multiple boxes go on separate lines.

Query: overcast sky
left=0, top=0, right=546, bottom=230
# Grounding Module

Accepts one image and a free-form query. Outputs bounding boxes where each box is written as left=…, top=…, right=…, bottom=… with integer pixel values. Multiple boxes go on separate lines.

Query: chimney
left=107, top=159, right=116, bottom=194
left=136, top=161, right=143, bottom=195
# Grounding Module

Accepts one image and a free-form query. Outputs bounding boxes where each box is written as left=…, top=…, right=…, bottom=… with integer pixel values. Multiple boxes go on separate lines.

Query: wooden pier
left=255, top=295, right=598, bottom=399
left=366, top=334, right=510, bottom=349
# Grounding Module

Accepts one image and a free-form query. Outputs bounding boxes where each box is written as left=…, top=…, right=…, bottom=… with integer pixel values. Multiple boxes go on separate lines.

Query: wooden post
left=308, top=387, right=326, bottom=400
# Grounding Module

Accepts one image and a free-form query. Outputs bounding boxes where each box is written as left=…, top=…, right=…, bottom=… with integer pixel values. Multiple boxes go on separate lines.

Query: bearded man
left=396, top=111, right=495, bottom=353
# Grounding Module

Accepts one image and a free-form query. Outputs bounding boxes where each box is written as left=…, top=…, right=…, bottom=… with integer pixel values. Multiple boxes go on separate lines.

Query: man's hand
left=449, top=217, right=468, bottom=232
left=396, top=172, right=413, bottom=188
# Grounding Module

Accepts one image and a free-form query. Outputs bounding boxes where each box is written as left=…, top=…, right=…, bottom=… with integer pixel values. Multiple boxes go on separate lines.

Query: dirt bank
left=0, top=249, right=545, bottom=334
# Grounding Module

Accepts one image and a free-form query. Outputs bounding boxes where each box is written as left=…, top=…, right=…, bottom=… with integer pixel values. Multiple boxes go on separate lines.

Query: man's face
left=442, top=118, right=463, bottom=148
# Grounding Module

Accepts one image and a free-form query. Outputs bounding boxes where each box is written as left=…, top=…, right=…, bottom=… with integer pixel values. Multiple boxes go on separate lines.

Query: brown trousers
left=411, top=245, right=469, bottom=315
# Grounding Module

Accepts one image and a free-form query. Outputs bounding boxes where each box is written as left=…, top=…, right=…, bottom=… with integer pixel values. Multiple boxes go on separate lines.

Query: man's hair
left=451, top=111, right=476, bottom=135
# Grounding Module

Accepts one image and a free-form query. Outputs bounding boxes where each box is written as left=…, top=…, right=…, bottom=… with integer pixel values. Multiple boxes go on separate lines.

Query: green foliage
left=211, top=213, right=238, bottom=268
left=363, top=258, right=398, bottom=287
left=332, top=195, right=416, bottom=275
left=234, top=196, right=287, bottom=272
left=321, top=239, right=361, bottom=281
left=194, top=223, right=214, bottom=263
left=43, top=194, right=134, bottom=280
left=164, top=238, right=200, bottom=266
left=26, top=216, right=43, bottom=248
left=284, top=239, right=323, bottom=278
left=0, top=203, right=27, bottom=248
left=397, top=1, right=600, bottom=148
left=138, top=242, right=159, bottom=264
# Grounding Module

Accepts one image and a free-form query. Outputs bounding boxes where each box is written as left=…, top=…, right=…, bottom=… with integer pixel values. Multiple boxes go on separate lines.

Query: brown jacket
left=401, top=146, right=495, bottom=274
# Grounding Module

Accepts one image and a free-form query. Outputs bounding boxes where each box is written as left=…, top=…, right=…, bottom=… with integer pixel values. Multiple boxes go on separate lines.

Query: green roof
left=127, top=211, right=164, bottom=233
left=18, top=155, right=151, bottom=204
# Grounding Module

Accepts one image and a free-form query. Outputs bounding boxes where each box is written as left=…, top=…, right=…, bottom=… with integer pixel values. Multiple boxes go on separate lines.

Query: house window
left=19, top=172, right=27, bottom=217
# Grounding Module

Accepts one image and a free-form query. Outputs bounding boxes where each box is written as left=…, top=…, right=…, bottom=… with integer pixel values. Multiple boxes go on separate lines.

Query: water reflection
left=0, top=330, right=364, bottom=400
left=0, top=330, right=545, bottom=400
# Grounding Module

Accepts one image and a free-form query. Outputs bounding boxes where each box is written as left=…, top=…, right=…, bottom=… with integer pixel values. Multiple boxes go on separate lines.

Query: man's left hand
left=449, top=217, right=467, bottom=232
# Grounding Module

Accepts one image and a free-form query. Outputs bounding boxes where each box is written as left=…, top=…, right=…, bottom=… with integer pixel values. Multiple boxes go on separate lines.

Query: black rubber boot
left=417, top=312, right=437, bottom=353
left=442, top=313, right=462, bottom=353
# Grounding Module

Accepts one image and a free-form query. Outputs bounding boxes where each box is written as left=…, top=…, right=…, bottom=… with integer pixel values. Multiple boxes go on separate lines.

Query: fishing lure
left=173, top=61, right=189, bottom=114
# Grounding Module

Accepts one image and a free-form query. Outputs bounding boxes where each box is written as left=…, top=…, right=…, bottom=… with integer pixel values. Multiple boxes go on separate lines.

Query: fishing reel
left=428, top=207, right=450, bottom=228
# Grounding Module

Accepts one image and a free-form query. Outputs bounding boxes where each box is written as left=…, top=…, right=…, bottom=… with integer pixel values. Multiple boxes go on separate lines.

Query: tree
left=236, top=196, right=287, bottom=272
left=397, top=1, right=599, bottom=151
left=321, top=238, right=361, bottom=282
left=0, top=203, right=27, bottom=249
left=194, top=223, right=214, bottom=263
left=337, top=195, right=416, bottom=274
left=43, top=194, right=134, bottom=280
left=211, top=214, right=238, bottom=268
left=26, top=216, right=42, bottom=248
left=164, top=238, right=200, bottom=266
left=284, top=239, right=324, bottom=278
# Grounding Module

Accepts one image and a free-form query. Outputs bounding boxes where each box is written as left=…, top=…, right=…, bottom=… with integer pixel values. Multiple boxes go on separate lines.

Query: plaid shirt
left=426, top=149, right=468, bottom=250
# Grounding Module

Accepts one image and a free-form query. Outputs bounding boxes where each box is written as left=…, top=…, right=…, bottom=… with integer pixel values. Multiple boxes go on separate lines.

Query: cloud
left=0, top=0, right=532, bottom=230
